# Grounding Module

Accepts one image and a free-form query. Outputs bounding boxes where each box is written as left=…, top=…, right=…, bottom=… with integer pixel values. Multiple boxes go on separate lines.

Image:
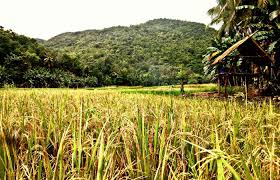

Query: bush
left=24, top=68, right=73, bottom=88
left=24, top=68, right=53, bottom=87
left=84, top=76, right=98, bottom=87
left=68, top=77, right=86, bottom=88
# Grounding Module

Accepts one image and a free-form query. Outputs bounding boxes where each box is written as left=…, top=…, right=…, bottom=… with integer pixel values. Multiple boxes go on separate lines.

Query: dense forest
left=0, top=19, right=216, bottom=87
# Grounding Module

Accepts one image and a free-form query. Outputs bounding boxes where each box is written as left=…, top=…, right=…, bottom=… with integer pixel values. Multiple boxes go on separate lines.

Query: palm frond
left=258, top=0, right=269, bottom=8
left=236, top=5, right=257, bottom=10
left=269, top=10, right=280, bottom=21
left=268, top=40, right=279, bottom=53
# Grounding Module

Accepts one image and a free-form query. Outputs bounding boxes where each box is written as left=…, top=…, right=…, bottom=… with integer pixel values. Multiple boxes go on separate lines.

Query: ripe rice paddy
left=0, top=86, right=279, bottom=179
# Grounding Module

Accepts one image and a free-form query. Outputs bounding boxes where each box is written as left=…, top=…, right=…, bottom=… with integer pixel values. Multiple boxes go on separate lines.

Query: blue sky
left=1, top=0, right=218, bottom=39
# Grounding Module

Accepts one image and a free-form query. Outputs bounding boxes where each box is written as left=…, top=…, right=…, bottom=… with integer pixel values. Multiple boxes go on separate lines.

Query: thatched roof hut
left=212, top=33, right=274, bottom=65
left=211, top=33, right=275, bottom=96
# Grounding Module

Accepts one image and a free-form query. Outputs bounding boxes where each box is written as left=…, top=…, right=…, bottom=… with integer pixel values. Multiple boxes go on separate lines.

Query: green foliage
left=203, top=36, right=241, bottom=80
left=24, top=68, right=72, bottom=88
left=44, top=19, right=216, bottom=86
left=0, top=19, right=216, bottom=87
left=0, top=27, right=93, bottom=88
left=177, top=65, right=193, bottom=81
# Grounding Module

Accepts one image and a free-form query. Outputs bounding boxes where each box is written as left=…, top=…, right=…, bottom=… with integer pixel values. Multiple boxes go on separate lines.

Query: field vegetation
left=94, top=84, right=218, bottom=96
left=0, top=86, right=279, bottom=179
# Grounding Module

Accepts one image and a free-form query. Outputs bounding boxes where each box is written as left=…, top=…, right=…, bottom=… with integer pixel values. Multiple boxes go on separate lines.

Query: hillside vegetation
left=0, top=27, right=93, bottom=88
left=0, top=19, right=215, bottom=88
left=44, top=19, right=216, bottom=86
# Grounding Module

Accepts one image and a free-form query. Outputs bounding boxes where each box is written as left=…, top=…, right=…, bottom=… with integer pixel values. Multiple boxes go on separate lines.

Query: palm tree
left=208, top=0, right=242, bottom=37
left=208, top=0, right=279, bottom=37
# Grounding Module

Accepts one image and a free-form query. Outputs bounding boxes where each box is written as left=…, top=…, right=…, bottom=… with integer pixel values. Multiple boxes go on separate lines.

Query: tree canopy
left=0, top=27, right=95, bottom=88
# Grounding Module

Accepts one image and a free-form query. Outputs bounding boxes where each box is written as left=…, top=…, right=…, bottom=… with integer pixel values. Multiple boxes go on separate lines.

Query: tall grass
left=0, top=88, right=279, bottom=179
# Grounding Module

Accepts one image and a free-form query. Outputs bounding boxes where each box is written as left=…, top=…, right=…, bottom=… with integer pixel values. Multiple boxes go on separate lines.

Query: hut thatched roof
left=211, top=33, right=274, bottom=65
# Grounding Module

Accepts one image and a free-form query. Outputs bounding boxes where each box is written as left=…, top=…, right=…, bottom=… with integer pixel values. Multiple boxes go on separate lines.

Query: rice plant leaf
left=241, top=156, right=253, bottom=180
left=97, top=133, right=105, bottom=180
left=221, top=158, right=241, bottom=180
left=217, top=158, right=225, bottom=180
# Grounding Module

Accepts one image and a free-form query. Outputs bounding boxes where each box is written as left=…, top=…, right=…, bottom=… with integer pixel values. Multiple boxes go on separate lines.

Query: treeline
left=0, top=27, right=97, bottom=88
left=0, top=19, right=216, bottom=88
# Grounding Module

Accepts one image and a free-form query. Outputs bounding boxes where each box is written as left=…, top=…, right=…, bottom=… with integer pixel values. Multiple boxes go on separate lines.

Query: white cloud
left=1, top=0, right=217, bottom=39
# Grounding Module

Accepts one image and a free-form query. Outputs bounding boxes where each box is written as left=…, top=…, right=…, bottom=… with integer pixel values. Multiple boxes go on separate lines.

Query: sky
left=1, top=0, right=218, bottom=40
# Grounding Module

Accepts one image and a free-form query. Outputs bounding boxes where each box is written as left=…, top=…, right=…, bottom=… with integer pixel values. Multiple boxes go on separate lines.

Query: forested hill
left=0, top=19, right=216, bottom=88
left=43, top=19, right=216, bottom=86
left=0, top=26, right=92, bottom=88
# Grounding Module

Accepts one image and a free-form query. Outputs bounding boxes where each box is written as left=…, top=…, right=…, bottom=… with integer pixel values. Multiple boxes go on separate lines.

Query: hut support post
left=224, top=74, right=228, bottom=97
left=245, top=76, right=248, bottom=98
left=218, top=76, right=221, bottom=96
left=257, top=76, right=259, bottom=89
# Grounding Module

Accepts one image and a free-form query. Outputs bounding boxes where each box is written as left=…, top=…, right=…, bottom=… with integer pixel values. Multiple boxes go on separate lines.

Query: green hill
left=0, top=19, right=216, bottom=87
left=44, top=19, right=216, bottom=86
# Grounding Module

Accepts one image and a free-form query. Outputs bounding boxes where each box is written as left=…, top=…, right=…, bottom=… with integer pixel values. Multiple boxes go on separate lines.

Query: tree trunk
left=180, top=79, right=184, bottom=93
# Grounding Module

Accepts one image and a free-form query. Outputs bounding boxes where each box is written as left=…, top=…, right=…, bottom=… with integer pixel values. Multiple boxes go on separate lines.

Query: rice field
left=94, top=84, right=218, bottom=96
left=0, top=87, right=279, bottom=179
